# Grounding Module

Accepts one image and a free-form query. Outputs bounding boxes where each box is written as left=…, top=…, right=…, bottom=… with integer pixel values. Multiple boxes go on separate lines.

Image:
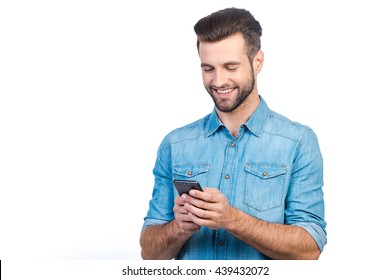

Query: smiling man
left=140, top=7, right=327, bottom=260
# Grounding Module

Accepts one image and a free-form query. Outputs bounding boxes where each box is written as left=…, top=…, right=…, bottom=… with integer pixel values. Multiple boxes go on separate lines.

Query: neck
left=217, top=91, right=260, bottom=138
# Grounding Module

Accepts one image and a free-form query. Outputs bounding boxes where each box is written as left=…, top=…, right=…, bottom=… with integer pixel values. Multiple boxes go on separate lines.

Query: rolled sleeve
left=142, top=136, right=175, bottom=231
left=285, top=128, right=327, bottom=250
left=142, top=218, right=169, bottom=231
left=294, top=222, right=327, bottom=251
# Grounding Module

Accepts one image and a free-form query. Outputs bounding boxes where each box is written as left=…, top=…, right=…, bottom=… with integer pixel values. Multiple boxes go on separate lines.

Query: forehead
left=198, top=33, right=247, bottom=63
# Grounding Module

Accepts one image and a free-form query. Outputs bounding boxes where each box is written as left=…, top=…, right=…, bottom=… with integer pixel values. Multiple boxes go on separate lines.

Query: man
left=140, top=7, right=326, bottom=260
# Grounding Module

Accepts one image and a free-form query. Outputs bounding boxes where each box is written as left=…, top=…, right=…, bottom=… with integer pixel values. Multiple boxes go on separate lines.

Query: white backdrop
left=1, top=0, right=389, bottom=268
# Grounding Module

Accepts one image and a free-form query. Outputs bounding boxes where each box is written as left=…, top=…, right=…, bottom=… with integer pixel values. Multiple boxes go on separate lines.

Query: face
left=199, top=33, right=261, bottom=113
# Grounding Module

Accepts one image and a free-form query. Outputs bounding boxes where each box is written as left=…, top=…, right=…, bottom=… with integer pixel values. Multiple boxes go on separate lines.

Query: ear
left=252, top=50, right=264, bottom=74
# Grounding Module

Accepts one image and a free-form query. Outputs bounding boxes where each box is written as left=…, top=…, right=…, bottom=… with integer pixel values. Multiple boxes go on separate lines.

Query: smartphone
left=173, top=180, right=203, bottom=196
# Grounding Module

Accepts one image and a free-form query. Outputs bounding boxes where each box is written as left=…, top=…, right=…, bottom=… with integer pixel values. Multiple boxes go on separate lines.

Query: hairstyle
left=194, top=7, right=262, bottom=60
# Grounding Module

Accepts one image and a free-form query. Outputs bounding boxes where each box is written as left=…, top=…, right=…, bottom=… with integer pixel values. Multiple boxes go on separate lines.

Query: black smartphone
left=173, top=180, right=203, bottom=196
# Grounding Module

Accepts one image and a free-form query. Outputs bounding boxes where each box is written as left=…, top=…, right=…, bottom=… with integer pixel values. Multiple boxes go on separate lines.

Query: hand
left=183, top=188, right=238, bottom=230
left=173, top=195, right=201, bottom=234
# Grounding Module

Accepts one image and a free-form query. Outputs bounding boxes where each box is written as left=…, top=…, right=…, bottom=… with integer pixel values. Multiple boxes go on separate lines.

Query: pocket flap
left=245, top=162, right=287, bottom=179
left=173, top=163, right=210, bottom=178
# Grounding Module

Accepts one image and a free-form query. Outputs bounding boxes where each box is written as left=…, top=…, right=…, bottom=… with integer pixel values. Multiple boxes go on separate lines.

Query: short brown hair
left=194, top=7, right=262, bottom=60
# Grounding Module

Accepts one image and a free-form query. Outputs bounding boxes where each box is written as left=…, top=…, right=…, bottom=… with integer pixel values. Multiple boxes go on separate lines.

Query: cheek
left=201, top=73, right=212, bottom=86
left=228, top=73, right=242, bottom=85
left=237, top=68, right=253, bottom=84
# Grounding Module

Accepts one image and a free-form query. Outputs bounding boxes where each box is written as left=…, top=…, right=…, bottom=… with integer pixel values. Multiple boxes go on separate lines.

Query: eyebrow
left=200, top=61, right=242, bottom=68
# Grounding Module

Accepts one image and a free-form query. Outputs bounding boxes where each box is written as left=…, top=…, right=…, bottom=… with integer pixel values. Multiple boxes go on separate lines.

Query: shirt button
left=263, top=172, right=267, bottom=176
left=225, top=175, right=229, bottom=179
left=218, top=241, right=224, bottom=246
left=230, top=143, right=235, bottom=147
left=187, top=171, right=192, bottom=175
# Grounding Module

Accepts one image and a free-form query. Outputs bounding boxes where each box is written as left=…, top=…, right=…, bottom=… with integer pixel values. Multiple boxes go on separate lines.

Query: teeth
left=217, top=88, right=234, bottom=94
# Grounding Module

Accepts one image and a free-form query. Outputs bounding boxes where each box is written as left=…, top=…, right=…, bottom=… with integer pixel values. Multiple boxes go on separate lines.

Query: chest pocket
left=172, top=163, right=210, bottom=187
left=244, top=162, right=287, bottom=212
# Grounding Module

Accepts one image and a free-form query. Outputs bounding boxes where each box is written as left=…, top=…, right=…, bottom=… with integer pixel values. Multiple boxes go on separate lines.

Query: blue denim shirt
left=143, top=97, right=327, bottom=260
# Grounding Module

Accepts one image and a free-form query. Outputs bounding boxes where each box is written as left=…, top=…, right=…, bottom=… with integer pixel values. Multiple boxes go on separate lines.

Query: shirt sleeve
left=142, top=135, right=175, bottom=231
left=285, top=128, right=327, bottom=251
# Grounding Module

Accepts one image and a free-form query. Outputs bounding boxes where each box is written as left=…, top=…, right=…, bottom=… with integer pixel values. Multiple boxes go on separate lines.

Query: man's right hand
left=141, top=195, right=199, bottom=260
left=173, top=194, right=201, bottom=234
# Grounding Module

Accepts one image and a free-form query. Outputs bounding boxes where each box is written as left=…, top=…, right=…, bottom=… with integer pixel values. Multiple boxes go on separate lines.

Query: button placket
left=215, top=141, right=237, bottom=259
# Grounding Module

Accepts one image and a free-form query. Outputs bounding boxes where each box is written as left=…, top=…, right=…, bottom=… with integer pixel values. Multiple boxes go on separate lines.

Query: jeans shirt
left=142, top=97, right=327, bottom=260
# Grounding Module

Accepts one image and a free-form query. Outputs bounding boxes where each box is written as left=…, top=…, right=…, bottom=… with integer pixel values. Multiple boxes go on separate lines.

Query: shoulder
left=264, top=110, right=323, bottom=167
left=264, top=110, right=315, bottom=144
left=161, top=113, right=212, bottom=145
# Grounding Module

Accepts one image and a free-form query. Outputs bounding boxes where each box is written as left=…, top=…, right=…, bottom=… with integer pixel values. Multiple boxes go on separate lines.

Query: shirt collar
left=206, top=95, right=270, bottom=137
left=245, top=96, right=270, bottom=137
left=206, top=108, right=223, bottom=137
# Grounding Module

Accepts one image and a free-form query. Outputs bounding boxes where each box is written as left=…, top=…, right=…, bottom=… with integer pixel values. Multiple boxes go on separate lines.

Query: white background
left=1, top=0, right=389, bottom=275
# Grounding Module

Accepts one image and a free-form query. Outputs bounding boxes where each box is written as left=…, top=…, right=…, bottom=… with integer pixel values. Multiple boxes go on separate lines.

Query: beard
left=206, top=67, right=255, bottom=113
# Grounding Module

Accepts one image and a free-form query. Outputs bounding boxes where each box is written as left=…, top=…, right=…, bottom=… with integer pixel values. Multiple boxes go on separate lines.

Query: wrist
left=224, top=206, right=243, bottom=232
left=171, top=218, right=194, bottom=240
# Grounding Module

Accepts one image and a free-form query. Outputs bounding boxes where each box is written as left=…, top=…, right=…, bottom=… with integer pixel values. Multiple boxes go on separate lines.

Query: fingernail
left=189, top=190, right=195, bottom=196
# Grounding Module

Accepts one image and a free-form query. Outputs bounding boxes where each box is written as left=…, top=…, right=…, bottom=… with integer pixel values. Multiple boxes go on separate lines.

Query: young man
left=140, top=7, right=327, bottom=260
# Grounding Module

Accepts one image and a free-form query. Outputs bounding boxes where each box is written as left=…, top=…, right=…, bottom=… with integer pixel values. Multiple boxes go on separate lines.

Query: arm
left=184, top=189, right=320, bottom=260
left=226, top=207, right=320, bottom=259
left=140, top=219, right=191, bottom=260
left=140, top=195, right=200, bottom=260
left=227, top=209, right=320, bottom=260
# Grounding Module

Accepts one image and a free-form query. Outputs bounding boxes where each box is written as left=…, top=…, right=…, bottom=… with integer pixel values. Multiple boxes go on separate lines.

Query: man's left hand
left=183, top=188, right=238, bottom=230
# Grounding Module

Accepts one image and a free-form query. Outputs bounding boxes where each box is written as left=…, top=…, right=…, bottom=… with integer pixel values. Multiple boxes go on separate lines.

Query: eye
left=226, top=66, right=238, bottom=71
left=203, top=67, right=214, bottom=73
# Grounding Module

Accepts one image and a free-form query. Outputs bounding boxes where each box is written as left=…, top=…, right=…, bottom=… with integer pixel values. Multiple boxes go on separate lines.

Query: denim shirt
left=142, top=97, right=327, bottom=260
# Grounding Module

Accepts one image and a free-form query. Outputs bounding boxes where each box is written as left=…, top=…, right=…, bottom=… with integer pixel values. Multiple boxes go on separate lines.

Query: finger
left=188, top=188, right=221, bottom=203
left=188, top=212, right=215, bottom=228
left=185, top=202, right=217, bottom=220
left=176, top=211, right=194, bottom=222
left=185, top=196, right=207, bottom=210
left=174, top=195, right=186, bottom=206
left=185, top=194, right=224, bottom=212
left=173, top=203, right=191, bottom=216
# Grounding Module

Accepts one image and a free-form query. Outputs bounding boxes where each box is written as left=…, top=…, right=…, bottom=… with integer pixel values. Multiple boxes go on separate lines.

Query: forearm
left=226, top=209, right=320, bottom=260
left=140, top=219, right=192, bottom=260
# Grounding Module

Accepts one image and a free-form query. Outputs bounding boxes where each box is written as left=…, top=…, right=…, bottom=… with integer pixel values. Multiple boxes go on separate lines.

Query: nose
left=212, top=69, right=229, bottom=88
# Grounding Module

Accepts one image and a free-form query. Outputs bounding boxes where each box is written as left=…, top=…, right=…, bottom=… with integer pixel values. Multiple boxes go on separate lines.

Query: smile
left=213, top=87, right=236, bottom=94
